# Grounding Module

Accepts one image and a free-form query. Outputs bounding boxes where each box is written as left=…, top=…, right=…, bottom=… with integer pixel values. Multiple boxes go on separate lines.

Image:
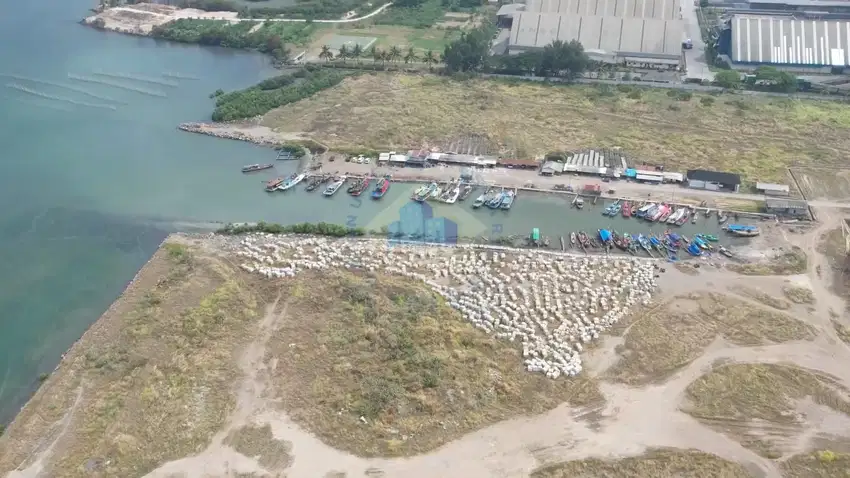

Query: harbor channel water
left=0, top=0, right=752, bottom=423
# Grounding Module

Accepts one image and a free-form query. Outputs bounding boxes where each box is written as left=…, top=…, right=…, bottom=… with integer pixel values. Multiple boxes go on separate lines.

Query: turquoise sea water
left=0, top=0, right=745, bottom=423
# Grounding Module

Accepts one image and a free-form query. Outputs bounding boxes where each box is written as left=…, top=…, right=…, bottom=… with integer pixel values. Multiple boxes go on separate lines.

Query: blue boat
left=486, top=190, right=506, bottom=209
left=687, top=243, right=702, bottom=256
left=598, top=229, right=612, bottom=242
left=725, top=224, right=758, bottom=231
left=499, top=189, right=516, bottom=210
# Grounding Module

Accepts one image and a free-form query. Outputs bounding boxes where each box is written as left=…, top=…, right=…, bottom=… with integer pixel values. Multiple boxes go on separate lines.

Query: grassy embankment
left=683, top=363, right=850, bottom=459
left=531, top=448, right=755, bottom=478
left=258, top=75, right=850, bottom=186
left=0, top=241, right=272, bottom=477
left=265, top=269, right=603, bottom=457
left=605, top=292, right=815, bottom=386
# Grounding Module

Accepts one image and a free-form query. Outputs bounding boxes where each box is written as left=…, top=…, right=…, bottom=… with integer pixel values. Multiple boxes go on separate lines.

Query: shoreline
left=181, top=121, right=783, bottom=220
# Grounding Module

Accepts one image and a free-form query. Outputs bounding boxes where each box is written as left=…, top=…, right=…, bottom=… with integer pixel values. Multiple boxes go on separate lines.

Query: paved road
left=114, top=2, right=393, bottom=23
left=680, top=1, right=713, bottom=81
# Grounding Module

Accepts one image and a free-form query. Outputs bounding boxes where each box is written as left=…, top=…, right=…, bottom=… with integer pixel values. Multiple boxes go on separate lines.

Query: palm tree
left=338, top=44, right=349, bottom=64
left=319, top=45, right=333, bottom=63
left=352, top=43, right=363, bottom=65
left=371, top=46, right=383, bottom=65
left=403, top=47, right=417, bottom=65
left=379, top=50, right=390, bottom=67
left=423, top=50, right=437, bottom=71
left=388, top=45, right=402, bottom=65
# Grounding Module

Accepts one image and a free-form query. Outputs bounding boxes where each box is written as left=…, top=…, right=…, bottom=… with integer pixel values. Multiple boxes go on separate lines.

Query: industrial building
left=764, top=198, right=809, bottom=218
left=506, top=0, right=686, bottom=68
left=755, top=182, right=791, bottom=196
left=686, top=169, right=742, bottom=192
left=727, top=14, right=850, bottom=69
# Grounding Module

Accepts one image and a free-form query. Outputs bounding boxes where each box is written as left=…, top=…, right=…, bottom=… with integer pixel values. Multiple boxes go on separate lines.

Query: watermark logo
left=387, top=201, right=458, bottom=245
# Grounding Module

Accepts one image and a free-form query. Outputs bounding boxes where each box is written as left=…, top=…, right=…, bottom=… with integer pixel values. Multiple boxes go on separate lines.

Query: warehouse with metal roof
left=730, top=14, right=850, bottom=67
left=508, top=0, right=685, bottom=67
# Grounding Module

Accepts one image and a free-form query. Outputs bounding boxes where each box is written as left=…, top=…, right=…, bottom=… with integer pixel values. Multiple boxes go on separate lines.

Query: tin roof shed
left=756, top=182, right=790, bottom=194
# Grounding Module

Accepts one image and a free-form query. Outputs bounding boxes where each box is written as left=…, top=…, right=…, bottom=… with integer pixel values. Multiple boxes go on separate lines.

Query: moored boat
left=351, top=177, right=371, bottom=196
left=414, top=182, right=438, bottom=202
left=371, top=178, right=390, bottom=199
left=622, top=201, right=632, bottom=218
left=459, top=184, right=474, bottom=201
left=575, top=196, right=584, bottom=209
left=487, top=189, right=506, bottom=209
left=277, top=173, right=305, bottom=191
left=719, top=245, right=734, bottom=257
left=305, top=176, right=323, bottom=192
left=570, top=232, right=577, bottom=246
left=242, top=163, right=273, bottom=173
left=347, top=178, right=364, bottom=194
left=265, top=177, right=284, bottom=191
left=445, top=184, right=461, bottom=204
left=675, top=208, right=690, bottom=226
left=323, top=176, right=347, bottom=196
left=636, top=203, right=655, bottom=218
left=500, top=188, right=517, bottom=210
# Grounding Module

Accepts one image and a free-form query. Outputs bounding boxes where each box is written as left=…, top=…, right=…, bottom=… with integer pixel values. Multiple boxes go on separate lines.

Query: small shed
left=756, top=182, right=790, bottom=197
left=583, top=184, right=602, bottom=195
left=764, top=198, right=809, bottom=218
left=540, top=160, right=564, bottom=176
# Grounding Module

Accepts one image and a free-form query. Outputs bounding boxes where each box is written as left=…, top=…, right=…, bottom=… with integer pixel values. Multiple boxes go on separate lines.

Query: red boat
left=265, top=177, right=284, bottom=191
left=622, top=201, right=632, bottom=217
left=351, top=177, right=371, bottom=196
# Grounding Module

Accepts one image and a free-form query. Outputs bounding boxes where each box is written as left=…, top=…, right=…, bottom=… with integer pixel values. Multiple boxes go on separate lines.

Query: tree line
left=317, top=43, right=441, bottom=70
left=211, top=67, right=352, bottom=122
left=713, top=66, right=799, bottom=93
left=218, top=221, right=366, bottom=237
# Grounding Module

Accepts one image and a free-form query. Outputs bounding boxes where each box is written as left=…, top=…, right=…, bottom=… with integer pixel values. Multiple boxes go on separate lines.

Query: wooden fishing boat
left=304, top=176, right=323, bottom=192
left=351, top=177, right=371, bottom=196
left=570, top=232, right=577, bottom=246
left=622, top=201, right=632, bottom=217
left=323, top=176, right=346, bottom=196
left=265, top=177, right=284, bottom=191
left=458, top=184, right=474, bottom=201
left=719, top=245, right=734, bottom=257
left=347, top=178, right=363, bottom=193
left=371, top=178, right=390, bottom=199
left=675, top=209, right=690, bottom=226
left=242, top=163, right=273, bottom=173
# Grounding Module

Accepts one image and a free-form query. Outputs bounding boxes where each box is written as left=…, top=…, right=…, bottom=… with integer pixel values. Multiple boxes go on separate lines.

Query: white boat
left=444, top=185, right=461, bottom=204
left=277, top=173, right=305, bottom=191
left=575, top=197, right=584, bottom=209
left=323, top=176, right=346, bottom=196
left=666, top=208, right=685, bottom=224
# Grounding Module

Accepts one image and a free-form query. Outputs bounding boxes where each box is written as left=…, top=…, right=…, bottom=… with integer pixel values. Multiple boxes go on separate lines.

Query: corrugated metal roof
left=756, top=182, right=791, bottom=192
left=510, top=13, right=684, bottom=57
left=730, top=14, right=850, bottom=66
left=749, top=0, right=850, bottom=7
left=525, top=0, right=681, bottom=20
left=765, top=198, right=808, bottom=209
left=497, top=3, right=525, bottom=16
left=636, top=173, right=664, bottom=182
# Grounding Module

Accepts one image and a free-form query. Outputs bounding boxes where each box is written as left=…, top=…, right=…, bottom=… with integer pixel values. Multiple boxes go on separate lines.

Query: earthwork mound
left=682, top=363, right=850, bottom=459
left=606, top=293, right=815, bottom=385
left=531, top=448, right=755, bottom=478
left=262, top=269, right=603, bottom=457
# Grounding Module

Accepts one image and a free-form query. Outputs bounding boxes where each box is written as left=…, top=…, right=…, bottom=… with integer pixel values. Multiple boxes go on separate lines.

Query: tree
left=337, top=44, right=349, bottom=64
left=535, top=40, right=589, bottom=78
left=368, top=45, right=380, bottom=64
left=352, top=43, right=363, bottom=64
left=753, top=65, right=797, bottom=92
left=443, top=28, right=490, bottom=73
left=404, top=47, right=417, bottom=65
left=318, top=44, right=333, bottom=63
left=388, top=45, right=402, bottom=64
left=714, top=69, right=742, bottom=89
left=423, top=50, right=437, bottom=71
left=379, top=49, right=390, bottom=67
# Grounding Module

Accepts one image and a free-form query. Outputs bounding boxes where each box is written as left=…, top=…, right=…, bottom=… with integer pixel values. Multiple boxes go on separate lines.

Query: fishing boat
left=701, top=234, right=719, bottom=242
left=265, top=177, right=284, bottom=191
left=347, top=178, right=363, bottom=194
left=444, top=184, right=461, bottom=204
left=622, top=201, right=632, bottom=218
left=351, top=177, right=371, bottom=196
left=429, top=184, right=444, bottom=200
left=718, top=211, right=728, bottom=224
left=666, top=208, right=684, bottom=225
left=691, top=210, right=699, bottom=224
left=242, top=163, right=273, bottom=173
left=570, top=232, right=577, bottom=247
left=608, top=202, right=622, bottom=216
left=472, top=188, right=492, bottom=208
left=675, top=208, right=690, bottom=226
left=725, top=225, right=760, bottom=237
left=578, top=231, right=590, bottom=248
left=719, top=245, right=734, bottom=257
left=598, top=229, right=612, bottom=244
left=636, top=203, right=655, bottom=218
left=500, top=189, right=517, bottom=209
left=458, top=184, right=474, bottom=201
left=371, top=178, right=390, bottom=199
left=687, top=243, right=702, bottom=256
left=323, top=176, right=346, bottom=196
left=277, top=173, right=305, bottom=191
left=693, top=235, right=711, bottom=250
left=659, top=207, right=673, bottom=223
left=411, top=184, right=429, bottom=200
left=575, top=196, right=584, bottom=209
left=487, top=189, right=506, bottom=209
left=612, top=231, right=627, bottom=250
left=305, top=176, right=323, bottom=192
left=648, top=204, right=667, bottom=222
left=637, top=234, right=654, bottom=256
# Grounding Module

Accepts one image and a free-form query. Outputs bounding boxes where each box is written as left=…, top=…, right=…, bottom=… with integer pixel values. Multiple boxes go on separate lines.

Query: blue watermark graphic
left=346, top=215, right=357, bottom=228
left=386, top=201, right=458, bottom=246
left=350, top=196, right=362, bottom=209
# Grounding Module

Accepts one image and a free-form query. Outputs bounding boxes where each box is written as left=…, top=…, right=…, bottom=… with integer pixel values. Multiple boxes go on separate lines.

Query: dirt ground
left=257, top=74, right=850, bottom=186
left=2, top=204, right=850, bottom=478
left=83, top=5, right=240, bottom=35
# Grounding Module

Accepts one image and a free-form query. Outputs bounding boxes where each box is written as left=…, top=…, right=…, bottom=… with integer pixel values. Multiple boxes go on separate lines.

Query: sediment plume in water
left=162, top=71, right=200, bottom=80
left=92, top=70, right=179, bottom=87
left=67, top=74, right=167, bottom=98
left=0, top=74, right=127, bottom=104
left=4, top=83, right=117, bottom=111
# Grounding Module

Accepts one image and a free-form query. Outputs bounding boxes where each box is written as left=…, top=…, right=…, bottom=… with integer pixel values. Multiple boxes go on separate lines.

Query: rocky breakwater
left=178, top=122, right=287, bottom=147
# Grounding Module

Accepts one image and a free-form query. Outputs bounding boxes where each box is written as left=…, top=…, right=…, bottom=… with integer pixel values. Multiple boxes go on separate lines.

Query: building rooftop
left=765, top=198, right=808, bottom=209
left=497, top=3, right=525, bottom=16
left=686, top=169, right=742, bottom=185
left=748, top=0, right=850, bottom=7
left=756, top=182, right=791, bottom=193
left=509, top=13, right=684, bottom=57
left=525, top=0, right=681, bottom=20
left=729, top=14, right=850, bottom=66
